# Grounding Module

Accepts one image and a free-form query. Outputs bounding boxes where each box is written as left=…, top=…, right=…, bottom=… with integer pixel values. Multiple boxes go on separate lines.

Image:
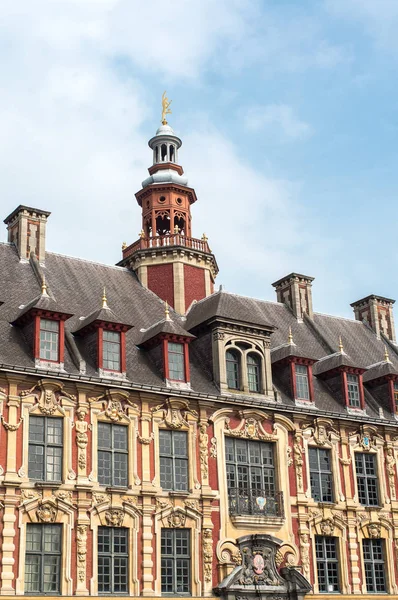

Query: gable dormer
left=363, top=349, right=398, bottom=417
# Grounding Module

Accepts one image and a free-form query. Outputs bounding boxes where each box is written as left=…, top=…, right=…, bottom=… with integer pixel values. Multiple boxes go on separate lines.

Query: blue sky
left=1, top=0, right=398, bottom=319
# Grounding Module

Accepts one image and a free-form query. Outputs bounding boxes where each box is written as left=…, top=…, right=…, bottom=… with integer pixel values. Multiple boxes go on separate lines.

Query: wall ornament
left=105, top=509, right=124, bottom=527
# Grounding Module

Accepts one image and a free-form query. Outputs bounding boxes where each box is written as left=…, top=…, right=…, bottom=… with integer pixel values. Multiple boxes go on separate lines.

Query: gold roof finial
left=102, top=287, right=108, bottom=309
left=338, top=336, right=344, bottom=353
left=161, top=91, right=172, bottom=125
left=201, top=233, right=208, bottom=243
left=384, top=346, right=390, bottom=362
left=139, top=229, right=145, bottom=239
left=122, top=241, right=127, bottom=250
left=165, top=300, right=171, bottom=321
left=288, top=326, right=294, bottom=345
left=41, top=275, right=48, bottom=296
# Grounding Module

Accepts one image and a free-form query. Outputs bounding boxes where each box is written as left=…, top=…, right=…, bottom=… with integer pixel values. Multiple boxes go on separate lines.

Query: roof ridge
left=313, top=311, right=360, bottom=323
left=45, top=251, right=130, bottom=271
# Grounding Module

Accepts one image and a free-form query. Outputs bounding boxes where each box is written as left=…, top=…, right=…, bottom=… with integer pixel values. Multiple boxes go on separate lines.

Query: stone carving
left=167, top=511, right=186, bottom=528
left=137, top=431, right=154, bottom=444
left=20, top=489, right=42, bottom=503
left=36, top=502, right=57, bottom=523
left=105, top=509, right=124, bottom=527
left=152, top=399, right=198, bottom=429
left=184, top=499, right=200, bottom=512
left=232, top=550, right=243, bottom=565
left=368, top=523, right=381, bottom=539
left=287, top=447, right=293, bottom=467
left=122, top=495, right=139, bottom=508
left=213, top=331, right=225, bottom=341
left=293, top=435, right=304, bottom=491
left=339, top=456, right=352, bottom=466
left=157, top=498, right=172, bottom=512
left=203, top=528, right=213, bottom=583
left=299, top=534, right=310, bottom=581
left=199, top=421, right=209, bottom=480
left=68, top=468, right=76, bottom=480
left=210, top=437, right=217, bottom=458
left=77, top=524, right=88, bottom=583
left=92, top=492, right=111, bottom=506
left=1, top=415, right=23, bottom=430
left=238, top=546, right=281, bottom=586
left=55, top=490, right=73, bottom=504
left=225, top=415, right=276, bottom=442
left=21, top=380, right=75, bottom=415
left=320, top=518, right=335, bottom=536
left=105, top=398, right=125, bottom=421
left=75, top=408, right=89, bottom=471
left=385, top=447, right=396, bottom=500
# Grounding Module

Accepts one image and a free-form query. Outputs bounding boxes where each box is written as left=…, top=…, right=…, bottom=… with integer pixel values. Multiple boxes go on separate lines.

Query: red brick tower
left=119, top=105, right=218, bottom=314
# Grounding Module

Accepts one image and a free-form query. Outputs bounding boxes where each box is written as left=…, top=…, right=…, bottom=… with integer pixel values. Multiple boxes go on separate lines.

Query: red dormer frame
left=340, top=368, right=366, bottom=410
left=33, top=312, right=70, bottom=364
left=161, top=335, right=192, bottom=383
left=289, top=359, right=316, bottom=403
left=97, top=324, right=129, bottom=373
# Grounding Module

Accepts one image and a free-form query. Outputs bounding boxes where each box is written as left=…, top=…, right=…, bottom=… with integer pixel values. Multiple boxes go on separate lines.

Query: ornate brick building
left=1, top=112, right=398, bottom=600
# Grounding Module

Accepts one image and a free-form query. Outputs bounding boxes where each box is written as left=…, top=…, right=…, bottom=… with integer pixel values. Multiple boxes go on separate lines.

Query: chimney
left=350, top=294, right=396, bottom=341
left=272, top=272, right=314, bottom=320
left=4, top=205, right=51, bottom=263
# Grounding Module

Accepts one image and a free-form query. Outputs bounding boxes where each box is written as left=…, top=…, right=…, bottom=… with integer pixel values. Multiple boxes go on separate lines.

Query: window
left=25, top=524, right=62, bottom=594
left=347, top=374, right=361, bottom=408
left=168, top=342, right=185, bottom=381
left=394, top=383, right=398, bottom=413
left=315, top=536, right=340, bottom=592
left=355, top=453, right=379, bottom=506
left=225, top=438, right=277, bottom=515
left=98, top=423, right=128, bottom=487
left=161, top=529, right=190, bottom=595
left=363, top=539, right=387, bottom=593
left=98, top=527, right=128, bottom=594
left=103, top=331, right=121, bottom=371
left=28, top=416, right=63, bottom=482
left=309, top=447, right=333, bottom=503
left=247, top=354, right=261, bottom=393
left=226, top=350, right=240, bottom=390
left=159, top=430, right=188, bottom=491
left=295, top=364, right=310, bottom=400
left=39, top=318, right=59, bottom=362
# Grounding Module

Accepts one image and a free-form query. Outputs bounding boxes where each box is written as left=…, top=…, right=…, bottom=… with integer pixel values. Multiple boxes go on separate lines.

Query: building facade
left=1, top=115, right=398, bottom=600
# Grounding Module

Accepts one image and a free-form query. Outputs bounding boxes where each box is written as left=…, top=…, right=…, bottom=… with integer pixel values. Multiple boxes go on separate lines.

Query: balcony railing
left=122, top=233, right=210, bottom=259
left=228, top=488, right=284, bottom=518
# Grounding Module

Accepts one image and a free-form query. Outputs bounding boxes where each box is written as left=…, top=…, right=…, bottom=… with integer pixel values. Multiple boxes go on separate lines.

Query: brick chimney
left=350, top=294, right=396, bottom=341
left=4, top=205, right=51, bottom=263
left=272, top=272, right=314, bottom=320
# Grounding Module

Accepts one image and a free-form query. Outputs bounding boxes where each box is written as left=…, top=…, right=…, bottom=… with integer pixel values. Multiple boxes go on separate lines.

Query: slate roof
left=139, top=318, right=195, bottom=346
left=2, top=242, right=398, bottom=423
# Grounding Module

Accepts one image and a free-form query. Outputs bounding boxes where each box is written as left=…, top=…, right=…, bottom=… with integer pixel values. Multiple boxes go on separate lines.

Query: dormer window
left=103, top=330, right=121, bottom=372
left=226, top=350, right=240, bottom=389
left=394, top=383, right=398, bottom=413
left=347, top=374, right=361, bottom=408
left=247, top=354, right=261, bottom=393
left=168, top=342, right=185, bottom=381
left=39, top=318, right=60, bottom=362
left=295, top=364, right=310, bottom=400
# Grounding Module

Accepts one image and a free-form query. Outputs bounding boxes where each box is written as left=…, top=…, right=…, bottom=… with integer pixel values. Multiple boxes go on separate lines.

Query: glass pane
left=98, top=423, right=111, bottom=449
left=47, top=418, right=62, bottom=445
left=25, top=555, right=41, bottom=593
left=113, top=425, right=127, bottom=451
left=98, top=556, right=111, bottom=593
left=28, top=444, right=44, bottom=480
left=43, top=555, right=60, bottom=592
left=29, top=416, right=45, bottom=443
left=173, top=432, right=188, bottom=457
left=168, top=343, right=185, bottom=381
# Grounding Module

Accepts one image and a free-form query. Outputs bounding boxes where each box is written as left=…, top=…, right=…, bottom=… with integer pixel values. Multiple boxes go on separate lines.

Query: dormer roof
left=139, top=317, right=195, bottom=348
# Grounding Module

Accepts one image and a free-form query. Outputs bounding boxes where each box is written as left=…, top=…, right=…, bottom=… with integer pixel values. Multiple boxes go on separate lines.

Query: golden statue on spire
left=161, top=91, right=172, bottom=125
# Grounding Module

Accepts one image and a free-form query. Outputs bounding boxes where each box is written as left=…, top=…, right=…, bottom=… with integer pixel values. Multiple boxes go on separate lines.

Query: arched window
left=247, top=353, right=261, bottom=393
left=226, top=350, right=240, bottom=389
left=155, top=146, right=159, bottom=162
left=161, top=144, right=167, bottom=161
left=170, top=145, right=175, bottom=162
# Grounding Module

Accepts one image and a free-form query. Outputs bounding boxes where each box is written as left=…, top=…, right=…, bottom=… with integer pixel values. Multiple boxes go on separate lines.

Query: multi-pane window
left=98, top=527, right=128, bottom=594
left=28, top=416, right=63, bottom=482
left=226, top=438, right=275, bottom=514
left=295, top=364, right=310, bottom=400
left=247, top=354, right=261, bottom=393
left=315, top=536, right=340, bottom=593
left=347, top=373, right=361, bottom=408
left=226, top=350, right=240, bottom=389
left=103, top=331, right=121, bottom=371
left=161, top=529, right=190, bottom=594
left=25, top=524, right=62, bottom=594
left=39, top=318, right=59, bottom=362
left=355, top=453, right=379, bottom=506
left=159, top=430, right=188, bottom=491
left=98, top=423, right=128, bottom=487
left=309, top=447, right=333, bottom=503
left=363, top=539, right=387, bottom=593
left=168, top=342, right=185, bottom=381
left=394, top=382, right=398, bottom=413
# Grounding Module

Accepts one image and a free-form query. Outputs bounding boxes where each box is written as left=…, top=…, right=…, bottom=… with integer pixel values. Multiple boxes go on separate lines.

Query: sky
left=1, top=0, right=398, bottom=319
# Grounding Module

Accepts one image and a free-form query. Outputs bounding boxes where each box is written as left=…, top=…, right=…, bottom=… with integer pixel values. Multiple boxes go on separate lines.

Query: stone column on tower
left=118, top=111, right=218, bottom=314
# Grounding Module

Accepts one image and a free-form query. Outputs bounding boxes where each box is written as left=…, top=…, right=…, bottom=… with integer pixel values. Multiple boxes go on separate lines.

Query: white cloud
left=244, top=104, right=313, bottom=140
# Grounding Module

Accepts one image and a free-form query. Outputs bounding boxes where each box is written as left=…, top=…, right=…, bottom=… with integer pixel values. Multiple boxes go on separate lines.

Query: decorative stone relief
left=287, top=447, right=293, bottom=467
left=55, top=490, right=73, bottom=505
left=210, top=437, right=217, bottom=458
left=152, top=398, right=198, bottom=429
left=77, top=524, right=88, bottom=583
left=20, top=489, right=42, bottom=504
left=320, top=518, right=335, bottom=536
left=293, top=435, right=304, bottom=491
left=92, top=492, right=111, bottom=506
left=105, top=509, right=124, bottom=527
left=199, top=421, right=209, bottom=480
left=224, top=413, right=276, bottom=442
left=36, top=502, right=57, bottom=523
left=202, top=528, right=213, bottom=583
left=167, top=511, right=186, bottom=528
left=90, top=390, right=133, bottom=422
left=21, top=380, right=75, bottom=415
left=385, top=446, right=396, bottom=500
left=184, top=499, right=200, bottom=512
left=1, top=415, right=23, bottom=430
left=213, top=331, right=225, bottom=341
left=75, top=408, right=90, bottom=471
left=105, top=398, right=126, bottom=422
left=137, top=431, right=154, bottom=444
left=237, top=545, right=282, bottom=586
left=299, top=534, right=311, bottom=581
left=368, top=523, right=381, bottom=539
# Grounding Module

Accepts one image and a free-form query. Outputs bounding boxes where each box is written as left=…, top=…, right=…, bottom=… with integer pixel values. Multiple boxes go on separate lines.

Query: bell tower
left=119, top=95, right=218, bottom=314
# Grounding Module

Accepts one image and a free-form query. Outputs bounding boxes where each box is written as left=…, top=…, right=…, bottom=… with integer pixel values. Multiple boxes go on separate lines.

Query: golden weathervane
left=161, top=91, right=172, bottom=125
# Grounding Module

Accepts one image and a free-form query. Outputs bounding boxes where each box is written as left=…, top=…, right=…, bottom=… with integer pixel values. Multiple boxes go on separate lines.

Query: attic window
left=168, top=342, right=185, bottom=381
left=103, top=331, right=121, bottom=372
left=295, top=364, right=310, bottom=400
left=226, top=350, right=240, bottom=390
left=347, top=374, right=361, bottom=408
left=394, top=383, right=398, bottom=413
left=39, top=318, right=60, bottom=362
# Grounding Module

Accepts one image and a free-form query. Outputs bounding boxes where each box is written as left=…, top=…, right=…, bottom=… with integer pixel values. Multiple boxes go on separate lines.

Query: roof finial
left=384, top=346, right=390, bottom=362
left=161, top=91, right=172, bottom=125
left=102, top=287, right=108, bottom=309
left=41, top=275, right=48, bottom=296
left=338, top=336, right=344, bottom=353
left=288, top=326, right=294, bottom=345
left=165, top=300, right=171, bottom=321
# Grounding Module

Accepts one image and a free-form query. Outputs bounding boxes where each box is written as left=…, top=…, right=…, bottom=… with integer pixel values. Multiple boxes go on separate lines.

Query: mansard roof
left=1, top=241, right=398, bottom=422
